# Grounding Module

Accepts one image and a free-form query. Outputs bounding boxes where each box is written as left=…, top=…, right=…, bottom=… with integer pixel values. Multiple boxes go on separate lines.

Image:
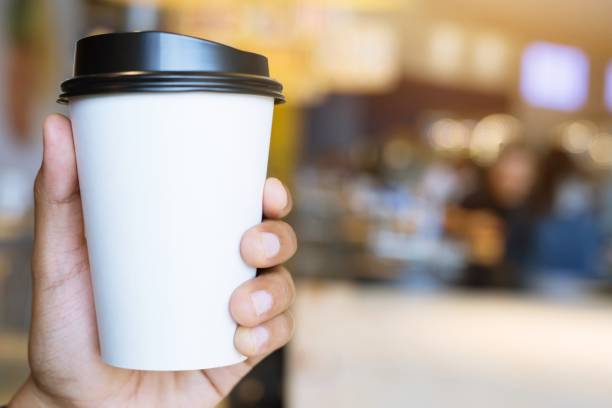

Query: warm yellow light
left=314, top=18, right=400, bottom=92
left=429, top=23, right=464, bottom=79
left=472, top=33, right=508, bottom=84
left=104, top=0, right=404, bottom=10
left=297, top=0, right=404, bottom=11
left=561, top=121, right=597, bottom=154
left=104, top=0, right=206, bottom=8
left=589, top=133, right=612, bottom=167
left=428, top=119, right=470, bottom=152
left=470, top=114, right=521, bottom=164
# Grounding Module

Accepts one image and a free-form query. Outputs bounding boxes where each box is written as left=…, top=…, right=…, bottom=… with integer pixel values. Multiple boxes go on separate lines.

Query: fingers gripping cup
left=58, top=31, right=284, bottom=370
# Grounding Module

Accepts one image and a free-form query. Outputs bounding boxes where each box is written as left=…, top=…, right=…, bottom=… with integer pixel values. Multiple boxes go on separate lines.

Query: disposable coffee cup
left=58, top=31, right=285, bottom=371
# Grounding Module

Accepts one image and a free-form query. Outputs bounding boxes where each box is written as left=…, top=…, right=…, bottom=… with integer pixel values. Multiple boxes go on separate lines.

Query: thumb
left=29, top=115, right=110, bottom=392
left=36, top=114, right=79, bottom=204
left=33, top=114, right=85, bottom=287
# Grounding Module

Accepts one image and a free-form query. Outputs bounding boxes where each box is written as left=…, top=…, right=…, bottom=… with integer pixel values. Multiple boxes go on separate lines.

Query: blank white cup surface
left=69, top=91, right=274, bottom=370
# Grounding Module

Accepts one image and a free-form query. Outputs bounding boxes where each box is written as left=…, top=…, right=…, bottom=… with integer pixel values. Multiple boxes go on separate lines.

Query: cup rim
left=58, top=71, right=285, bottom=104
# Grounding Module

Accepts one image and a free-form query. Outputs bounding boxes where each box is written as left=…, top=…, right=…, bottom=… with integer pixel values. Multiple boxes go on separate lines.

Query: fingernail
left=269, top=178, right=288, bottom=209
left=251, top=290, right=273, bottom=316
left=251, top=326, right=269, bottom=350
left=261, top=232, right=280, bottom=258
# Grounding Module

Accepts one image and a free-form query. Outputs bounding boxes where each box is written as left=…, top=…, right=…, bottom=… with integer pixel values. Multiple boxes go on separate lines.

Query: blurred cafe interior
left=2, top=0, right=612, bottom=406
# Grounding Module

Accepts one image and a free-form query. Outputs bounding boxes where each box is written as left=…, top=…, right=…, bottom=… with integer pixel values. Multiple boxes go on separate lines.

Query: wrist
left=9, top=378, right=62, bottom=408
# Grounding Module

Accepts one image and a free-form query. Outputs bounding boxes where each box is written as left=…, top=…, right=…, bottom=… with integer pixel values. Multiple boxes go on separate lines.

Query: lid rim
left=61, top=70, right=284, bottom=82
left=59, top=72, right=285, bottom=104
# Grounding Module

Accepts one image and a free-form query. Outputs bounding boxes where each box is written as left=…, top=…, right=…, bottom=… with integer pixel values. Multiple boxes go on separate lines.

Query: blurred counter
left=288, top=280, right=612, bottom=408
left=3, top=278, right=612, bottom=406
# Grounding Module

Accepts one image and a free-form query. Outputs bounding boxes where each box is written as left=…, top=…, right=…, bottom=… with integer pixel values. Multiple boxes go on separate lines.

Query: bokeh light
left=588, top=133, right=612, bottom=167
left=470, top=114, right=522, bottom=164
left=472, top=33, right=509, bottom=85
left=560, top=120, right=598, bottom=154
left=429, top=23, right=464, bottom=79
left=427, top=118, right=470, bottom=153
left=520, top=42, right=590, bottom=111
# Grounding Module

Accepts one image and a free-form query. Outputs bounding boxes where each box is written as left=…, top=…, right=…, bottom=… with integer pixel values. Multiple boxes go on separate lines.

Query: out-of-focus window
left=605, top=61, right=612, bottom=112
left=520, top=42, right=589, bottom=111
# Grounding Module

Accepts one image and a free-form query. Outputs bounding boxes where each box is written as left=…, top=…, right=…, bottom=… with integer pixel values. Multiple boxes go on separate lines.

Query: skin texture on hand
left=9, top=115, right=297, bottom=408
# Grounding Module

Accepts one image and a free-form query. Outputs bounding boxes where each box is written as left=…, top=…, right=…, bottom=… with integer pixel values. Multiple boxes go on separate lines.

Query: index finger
left=263, top=177, right=293, bottom=219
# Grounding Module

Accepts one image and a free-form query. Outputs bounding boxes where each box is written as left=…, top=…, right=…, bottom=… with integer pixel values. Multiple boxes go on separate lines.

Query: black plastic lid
left=59, top=31, right=285, bottom=104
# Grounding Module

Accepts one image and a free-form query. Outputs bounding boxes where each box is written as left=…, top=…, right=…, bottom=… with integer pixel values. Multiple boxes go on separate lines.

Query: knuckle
left=276, top=268, right=295, bottom=305
left=287, top=227, right=298, bottom=252
left=262, top=267, right=293, bottom=306
left=273, top=220, right=297, bottom=246
left=274, top=222, right=297, bottom=250
left=278, top=312, right=295, bottom=341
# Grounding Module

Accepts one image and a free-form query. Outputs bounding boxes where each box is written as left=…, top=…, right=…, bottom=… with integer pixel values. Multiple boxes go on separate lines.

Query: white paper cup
left=60, top=32, right=284, bottom=370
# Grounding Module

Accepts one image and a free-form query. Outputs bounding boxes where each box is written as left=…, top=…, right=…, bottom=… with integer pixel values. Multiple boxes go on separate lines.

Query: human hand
left=9, top=114, right=297, bottom=407
left=466, top=210, right=505, bottom=266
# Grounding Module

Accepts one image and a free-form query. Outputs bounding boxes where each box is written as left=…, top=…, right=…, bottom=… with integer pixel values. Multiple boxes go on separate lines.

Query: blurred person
left=419, top=160, right=458, bottom=206
left=531, top=147, right=600, bottom=278
left=446, top=143, right=538, bottom=288
left=8, top=115, right=298, bottom=407
left=599, top=170, right=612, bottom=279
left=419, top=158, right=477, bottom=207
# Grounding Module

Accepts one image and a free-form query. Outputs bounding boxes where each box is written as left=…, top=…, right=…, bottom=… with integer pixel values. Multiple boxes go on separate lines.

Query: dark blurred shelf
left=289, top=239, right=408, bottom=282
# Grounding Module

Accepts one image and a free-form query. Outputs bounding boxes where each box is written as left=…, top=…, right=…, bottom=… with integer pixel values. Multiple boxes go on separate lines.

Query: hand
left=9, top=115, right=298, bottom=407
left=466, top=210, right=505, bottom=266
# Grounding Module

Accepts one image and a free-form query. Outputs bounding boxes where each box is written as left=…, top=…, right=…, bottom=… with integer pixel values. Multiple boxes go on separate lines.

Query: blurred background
left=2, top=0, right=612, bottom=406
